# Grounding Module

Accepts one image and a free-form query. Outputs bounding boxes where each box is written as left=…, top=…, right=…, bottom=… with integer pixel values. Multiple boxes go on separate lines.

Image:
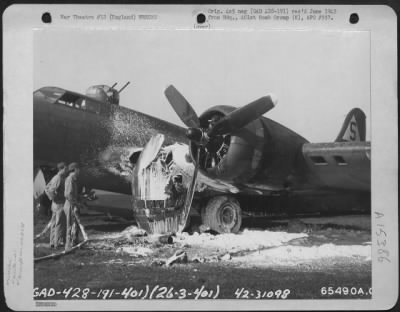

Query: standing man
left=44, top=162, right=67, bottom=248
left=64, top=162, right=81, bottom=250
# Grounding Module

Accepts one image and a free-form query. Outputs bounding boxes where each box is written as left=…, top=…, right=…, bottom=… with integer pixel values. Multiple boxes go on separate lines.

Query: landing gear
left=201, top=196, right=242, bottom=233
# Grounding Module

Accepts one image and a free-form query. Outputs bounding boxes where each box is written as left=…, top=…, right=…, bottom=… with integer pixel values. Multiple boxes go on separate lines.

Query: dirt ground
left=34, top=211, right=371, bottom=300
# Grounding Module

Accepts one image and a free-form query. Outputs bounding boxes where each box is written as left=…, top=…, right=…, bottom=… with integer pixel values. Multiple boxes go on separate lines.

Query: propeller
left=164, top=85, right=278, bottom=232
left=165, top=85, right=200, bottom=128
left=177, top=147, right=200, bottom=232
left=166, top=85, right=277, bottom=145
left=207, top=95, right=277, bottom=136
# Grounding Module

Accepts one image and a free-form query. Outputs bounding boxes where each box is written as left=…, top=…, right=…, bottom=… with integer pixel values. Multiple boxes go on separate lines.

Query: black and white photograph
left=3, top=4, right=398, bottom=310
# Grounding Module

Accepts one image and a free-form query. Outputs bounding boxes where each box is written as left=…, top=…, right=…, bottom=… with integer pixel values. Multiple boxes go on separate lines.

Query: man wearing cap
left=64, top=162, right=81, bottom=250
left=44, top=162, right=67, bottom=248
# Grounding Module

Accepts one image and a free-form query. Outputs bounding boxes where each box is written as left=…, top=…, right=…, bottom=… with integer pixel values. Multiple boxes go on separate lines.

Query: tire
left=201, top=196, right=242, bottom=234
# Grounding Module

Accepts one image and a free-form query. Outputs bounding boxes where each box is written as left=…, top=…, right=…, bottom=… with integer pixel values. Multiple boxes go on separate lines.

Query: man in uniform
left=44, top=162, right=67, bottom=248
left=64, top=162, right=81, bottom=250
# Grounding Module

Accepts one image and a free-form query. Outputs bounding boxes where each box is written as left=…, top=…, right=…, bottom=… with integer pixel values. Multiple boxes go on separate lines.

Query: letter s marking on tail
left=335, top=108, right=366, bottom=142
left=349, top=121, right=357, bottom=141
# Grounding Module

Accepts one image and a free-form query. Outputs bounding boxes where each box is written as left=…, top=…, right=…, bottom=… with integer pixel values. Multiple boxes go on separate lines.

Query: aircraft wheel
left=201, top=196, right=242, bottom=234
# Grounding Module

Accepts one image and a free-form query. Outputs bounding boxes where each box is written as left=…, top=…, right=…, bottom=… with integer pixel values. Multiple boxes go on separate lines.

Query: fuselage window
left=310, top=156, right=328, bottom=165
left=333, top=155, right=347, bottom=166
left=56, top=98, right=82, bottom=109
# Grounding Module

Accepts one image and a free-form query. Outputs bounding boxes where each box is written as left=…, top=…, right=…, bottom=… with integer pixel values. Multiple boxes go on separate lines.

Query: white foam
left=176, top=229, right=307, bottom=251
left=117, top=246, right=153, bottom=257
left=233, top=243, right=371, bottom=266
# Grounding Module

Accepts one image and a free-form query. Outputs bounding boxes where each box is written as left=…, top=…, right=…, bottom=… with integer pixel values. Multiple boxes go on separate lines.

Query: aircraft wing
left=301, top=141, right=370, bottom=191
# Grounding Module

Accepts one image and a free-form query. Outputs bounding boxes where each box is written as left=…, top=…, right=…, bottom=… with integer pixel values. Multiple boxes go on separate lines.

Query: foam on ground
left=117, top=246, right=153, bottom=257
left=175, top=229, right=307, bottom=251
left=233, top=243, right=371, bottom=266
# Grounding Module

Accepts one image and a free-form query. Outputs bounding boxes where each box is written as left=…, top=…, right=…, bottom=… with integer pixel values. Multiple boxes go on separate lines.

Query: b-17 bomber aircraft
left=34, top=83, right=370, bottom=234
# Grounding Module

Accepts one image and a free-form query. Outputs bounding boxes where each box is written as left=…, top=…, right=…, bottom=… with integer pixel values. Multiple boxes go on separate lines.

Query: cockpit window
left=35, top=87, right=105, bottom=114
left=34, top=88, right=64, bottom=104
left=56, top=92, right=101, bottom=114
left=56, top=93, right=83, bottom=108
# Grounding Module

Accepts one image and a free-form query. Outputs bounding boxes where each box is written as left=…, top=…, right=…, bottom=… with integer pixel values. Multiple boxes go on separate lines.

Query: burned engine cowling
left=190, top=106, right=266, bottom=184
left=189, top=105, right=310, bottom=190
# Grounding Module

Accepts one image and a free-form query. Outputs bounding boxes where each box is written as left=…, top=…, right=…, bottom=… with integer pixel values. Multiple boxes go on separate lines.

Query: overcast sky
left=34, top=29, right=370, bottom=142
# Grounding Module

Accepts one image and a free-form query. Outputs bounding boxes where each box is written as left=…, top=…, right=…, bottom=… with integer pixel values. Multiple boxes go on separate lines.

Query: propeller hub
left=186, top=128, right=203, bottom=142
left=186, top=128, right=210, bottom=145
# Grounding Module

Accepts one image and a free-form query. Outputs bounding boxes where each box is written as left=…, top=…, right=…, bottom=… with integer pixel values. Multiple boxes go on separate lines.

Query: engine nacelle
left=190, top=106, right=266, bottom=184
left=190, top=105, right=309, bottom=188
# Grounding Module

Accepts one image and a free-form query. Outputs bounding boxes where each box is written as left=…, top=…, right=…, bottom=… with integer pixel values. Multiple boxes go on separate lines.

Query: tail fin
left=335, top=108, right=366, bottom=142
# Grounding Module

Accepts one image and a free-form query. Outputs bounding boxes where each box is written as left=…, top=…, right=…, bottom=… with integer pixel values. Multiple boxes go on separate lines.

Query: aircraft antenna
left=118, top=81, right=130, bottom=93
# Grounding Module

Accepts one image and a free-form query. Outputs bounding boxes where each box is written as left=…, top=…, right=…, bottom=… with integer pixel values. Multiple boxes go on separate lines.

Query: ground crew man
left=64, top=162, right=81, bottom=250
left=44, top=162, right=67, bottom=248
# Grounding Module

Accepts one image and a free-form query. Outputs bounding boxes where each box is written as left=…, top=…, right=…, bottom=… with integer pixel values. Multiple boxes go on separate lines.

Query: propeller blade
left=165, top=85, right=200, bottom=128
left=178, top=147, right=200, bottom=232
left=208, top=94, right=278, bottom=136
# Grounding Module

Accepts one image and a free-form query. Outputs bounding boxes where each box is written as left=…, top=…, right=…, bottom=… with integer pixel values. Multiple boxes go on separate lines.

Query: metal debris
left=206, top=255, right=219, bottom=262
left=123, top=225, right=147, bottom=242
left=117, top=246, right=153, bottom=257
left=221, top=253, right=232, bottom=261
left=192, top=257, right=205, bottom=263
left=151, top=259, right=166, bottom=266
left=157, top=235, right=174, bottom=244
left=165, top=250, right=188, bottom=267
left=199, top=224, right=211, bottom=233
